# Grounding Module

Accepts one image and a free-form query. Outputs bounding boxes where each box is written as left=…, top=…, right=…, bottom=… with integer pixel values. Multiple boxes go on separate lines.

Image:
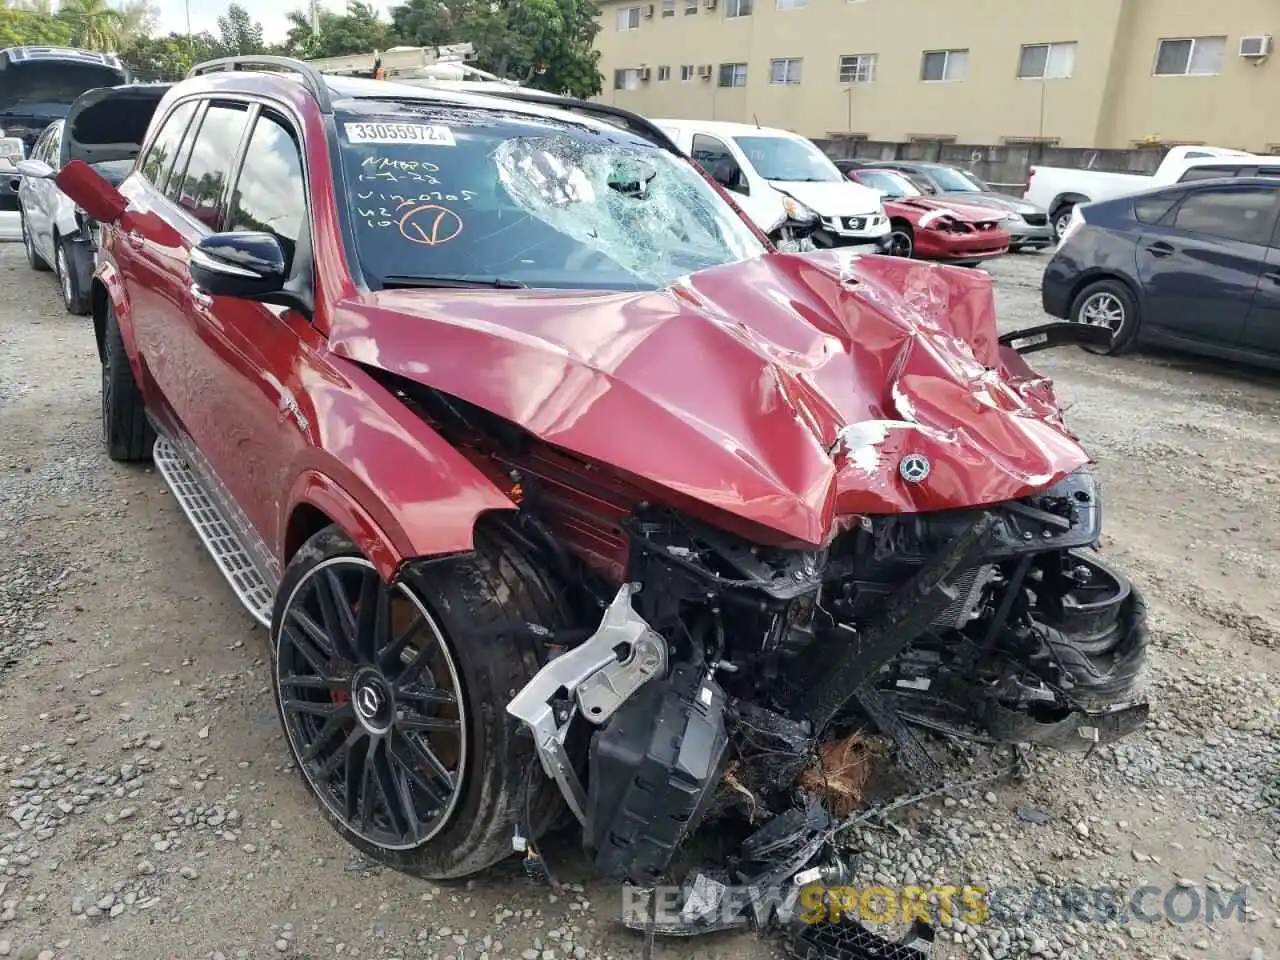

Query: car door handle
left=1144, top=241, right=1175, bottom=258
left=1265, top=271, right=1280, bottom=285
left=189, top=283, right=213, bottom=308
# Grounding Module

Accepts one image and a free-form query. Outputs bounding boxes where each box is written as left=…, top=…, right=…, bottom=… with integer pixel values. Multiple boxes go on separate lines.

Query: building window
left=616, top=6, right=642, bottom=30
left=657, top=64, right=672, bottom=81
left=685, top=0, right=697, bottom=13
left=769, top=58, right=803, bottom=84
left=718, top=62, right=748, bottom=87
left=680, top=63, right=695, bottom=81
left=838, top=53, right=877, bottom=84
left=921, top=48, right=968, bottom=82
left=662, top=0, right=675, bottom=15
left=613, top=68, right=642, bottom=90
left=726, top=0, right=752, bottom=17
left=1155, top=36, right=1227, bottom=76
left=1018, top=41, right=1076, bottom=79
left=776, top=0, right=807, bottom=8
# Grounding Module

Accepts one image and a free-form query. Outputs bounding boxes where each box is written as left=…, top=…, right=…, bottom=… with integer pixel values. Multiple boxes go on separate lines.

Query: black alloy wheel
left=275, top=556, right=466, bottom=851
left=886, top=228, right=914, bottom=258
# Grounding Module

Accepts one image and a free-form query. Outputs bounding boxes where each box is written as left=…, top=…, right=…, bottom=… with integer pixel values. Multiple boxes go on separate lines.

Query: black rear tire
left=272, top=522, right=575, bottom=879
left=20, top=207, right=50, bottom=272
left=102, top=303, right=155, bottom=461
left=1069, top=278, right=1140, bottom=356
left=56, top=236, right=92, bottom=316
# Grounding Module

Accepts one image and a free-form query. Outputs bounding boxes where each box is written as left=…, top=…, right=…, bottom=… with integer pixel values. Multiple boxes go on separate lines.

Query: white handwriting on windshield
left=359, top=156, right=442, bottom=185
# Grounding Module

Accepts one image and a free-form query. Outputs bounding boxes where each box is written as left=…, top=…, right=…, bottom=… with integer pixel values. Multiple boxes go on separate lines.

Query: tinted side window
left=1172, top=187, right=1280, bottom=245
left=32, top=125, right=57, bottom=164
left=172, top=103, right=251, bottom=230
left=1133, top=193, right=1181, bottom=224
left=691, top=134, right=745, bottom=191
left=140, top=101, right=198, bottom=187
left=47, top=125, right=63, bottom=168
left=227, top=113, right=306, bottom=269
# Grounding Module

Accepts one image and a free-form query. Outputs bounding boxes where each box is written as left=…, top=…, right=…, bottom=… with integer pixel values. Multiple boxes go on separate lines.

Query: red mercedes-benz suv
left=40, top=56, right=1148, bottom=891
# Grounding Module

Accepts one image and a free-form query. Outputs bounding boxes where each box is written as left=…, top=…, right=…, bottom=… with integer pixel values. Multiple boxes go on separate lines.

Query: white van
left=653, top=118, right=890, bottom=248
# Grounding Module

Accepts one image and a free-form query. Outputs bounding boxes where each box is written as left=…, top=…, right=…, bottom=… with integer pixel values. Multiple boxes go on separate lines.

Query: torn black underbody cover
left=505, top=464, right=1150, bottom=940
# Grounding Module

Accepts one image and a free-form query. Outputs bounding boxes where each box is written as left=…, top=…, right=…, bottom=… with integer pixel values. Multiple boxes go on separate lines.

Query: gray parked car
left=864, top=160, right=1054, bottom=251
left=14, top=84, right=158, bottom=314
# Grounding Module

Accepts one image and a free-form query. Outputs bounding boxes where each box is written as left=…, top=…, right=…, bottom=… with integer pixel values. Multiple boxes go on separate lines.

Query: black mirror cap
left=190, top=231, right=288, bottom=300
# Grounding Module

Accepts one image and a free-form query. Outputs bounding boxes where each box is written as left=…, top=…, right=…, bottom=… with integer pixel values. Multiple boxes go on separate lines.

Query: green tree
left=120, top=30, right=217, bottom=81
left=281, top=1, right=392, bottom=59
left=389, top=0, right=602, bottom=98
left=57, top=0, right=125, bottom=49
left=0, top=5, right=71, bottom=44
left=215, top=2, right=265, bottom=56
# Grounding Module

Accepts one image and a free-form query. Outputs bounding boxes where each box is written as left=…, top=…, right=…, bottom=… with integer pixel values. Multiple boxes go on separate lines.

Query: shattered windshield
left=336, top=107, right=765, bottom=291
left=732, top=135, right=843, bottom=183
left=0, top=64, right=127, bottom=118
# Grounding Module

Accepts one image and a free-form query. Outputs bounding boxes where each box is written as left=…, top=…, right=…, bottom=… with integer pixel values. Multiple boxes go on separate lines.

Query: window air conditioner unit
left=697, top=64, right=713, bottom=78
left=644, top=4, right=655, bottom=16
left=703, top=0, right=717, bottom=9
left=1240, top=35, right=1272, bottom=58
left=638, top=66, right=652, bottom=81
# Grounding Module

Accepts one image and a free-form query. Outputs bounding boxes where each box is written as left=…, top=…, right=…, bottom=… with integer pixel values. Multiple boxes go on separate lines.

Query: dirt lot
left=0, top=243, right=1277, bottom=960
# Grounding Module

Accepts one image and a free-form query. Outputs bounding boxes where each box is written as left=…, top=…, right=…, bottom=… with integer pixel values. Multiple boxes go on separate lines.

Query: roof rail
left=476, top=89, right=682, bottom=156
left=188, top=55, right=333, bottom=113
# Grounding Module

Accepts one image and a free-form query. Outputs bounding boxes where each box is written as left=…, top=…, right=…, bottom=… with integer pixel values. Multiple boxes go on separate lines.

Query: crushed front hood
left=328, top=251, right=1090, bottom=546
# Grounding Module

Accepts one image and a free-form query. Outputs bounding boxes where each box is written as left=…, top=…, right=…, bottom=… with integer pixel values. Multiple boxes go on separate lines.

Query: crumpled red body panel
left=328, top=249, right=1090, bottom=547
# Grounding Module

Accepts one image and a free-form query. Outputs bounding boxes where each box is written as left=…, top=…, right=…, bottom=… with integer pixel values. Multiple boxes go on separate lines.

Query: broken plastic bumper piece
left=505, top=582, right=669, bottom=823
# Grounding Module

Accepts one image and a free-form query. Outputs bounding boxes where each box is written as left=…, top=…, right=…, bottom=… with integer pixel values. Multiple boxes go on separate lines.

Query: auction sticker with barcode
left=344, top=122, right=456, bottom=146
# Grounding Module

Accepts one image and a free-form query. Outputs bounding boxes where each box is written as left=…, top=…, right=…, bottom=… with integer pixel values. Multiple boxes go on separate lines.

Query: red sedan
left=845, top=167, right=1011, bottom=266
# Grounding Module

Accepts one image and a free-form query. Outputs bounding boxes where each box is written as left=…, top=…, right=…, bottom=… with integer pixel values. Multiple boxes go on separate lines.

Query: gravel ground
left=0, top=243, right=1277, bottom=960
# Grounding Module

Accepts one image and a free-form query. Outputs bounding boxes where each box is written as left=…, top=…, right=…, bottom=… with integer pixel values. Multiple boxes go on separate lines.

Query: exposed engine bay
left=378, top=316, right=1149, bottom=935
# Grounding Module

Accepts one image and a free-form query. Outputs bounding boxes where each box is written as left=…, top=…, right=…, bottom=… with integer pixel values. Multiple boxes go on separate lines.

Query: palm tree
left=58, top=0, right=125, bottom=51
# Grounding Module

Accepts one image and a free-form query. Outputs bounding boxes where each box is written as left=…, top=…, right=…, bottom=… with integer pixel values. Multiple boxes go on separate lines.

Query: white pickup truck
left=1024, top=145, right=1262, bottom=240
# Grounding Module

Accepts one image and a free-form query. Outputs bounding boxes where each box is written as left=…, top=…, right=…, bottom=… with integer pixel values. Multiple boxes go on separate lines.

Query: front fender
left=91, top=258, right=133, bottom=357
left=283, top=470, right=414, bottom=582
left=281, top=355, right=517, bottom=581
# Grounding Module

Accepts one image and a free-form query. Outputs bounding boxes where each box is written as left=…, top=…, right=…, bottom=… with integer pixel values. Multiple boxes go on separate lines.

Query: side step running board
left=152, top=437, right=275, bottom=628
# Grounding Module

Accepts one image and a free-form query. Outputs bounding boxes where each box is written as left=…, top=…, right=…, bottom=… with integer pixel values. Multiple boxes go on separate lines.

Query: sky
left=150, top=0, right=393, bottom=45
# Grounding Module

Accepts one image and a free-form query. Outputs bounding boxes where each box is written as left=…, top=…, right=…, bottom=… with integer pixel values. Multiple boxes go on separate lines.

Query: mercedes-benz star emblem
left=355, top=685, right=381, bottom=720
left=899, top=453, right=931, bottom=484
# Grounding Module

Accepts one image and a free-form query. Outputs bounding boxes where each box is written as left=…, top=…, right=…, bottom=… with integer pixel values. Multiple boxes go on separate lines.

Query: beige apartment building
left=592, top=0, right=1280, bottom=152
